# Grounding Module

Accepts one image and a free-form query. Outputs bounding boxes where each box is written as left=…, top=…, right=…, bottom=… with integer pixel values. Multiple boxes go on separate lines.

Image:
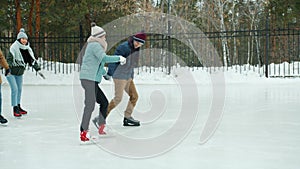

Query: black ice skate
left=18, top=104, right=28, bottom=115
left=13, top=106, right=22, bottom=118
left=0, top=115, right=8, bottom=125
left=123, top=117, right=140, bottom=126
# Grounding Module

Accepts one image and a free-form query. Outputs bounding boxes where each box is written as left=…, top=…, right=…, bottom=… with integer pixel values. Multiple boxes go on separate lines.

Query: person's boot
left=80, top=130, right=90, bottom=142
left=0, top=115, right=8, bottom=125
left=123, top=117, right=140, bottom=126
left=98, top=124, right=114, bottom=137
left=13, top=106, right=22, bottom=117
left=98, top=124, right=106, bottom=135
left=18, top=104, right=27, bottom=115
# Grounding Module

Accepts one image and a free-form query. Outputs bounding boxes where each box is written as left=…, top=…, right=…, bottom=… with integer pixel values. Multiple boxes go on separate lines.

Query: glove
left=103, top=74, right=111, bottom=81
left=119, top=56, right=126, bottom=65
left=32, top=62, right=41, bottom=71
left=5, top=69, right=10, bottom=76
left=37, top=71, right=45, bottom=79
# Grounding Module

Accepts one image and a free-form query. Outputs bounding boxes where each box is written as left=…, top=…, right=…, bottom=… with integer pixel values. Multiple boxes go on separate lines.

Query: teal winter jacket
left=79, top=42, right=120, bottom=83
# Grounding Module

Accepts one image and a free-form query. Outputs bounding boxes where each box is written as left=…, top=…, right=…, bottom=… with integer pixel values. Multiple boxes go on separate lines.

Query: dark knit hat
left=133, top=32, right=147, bottom=44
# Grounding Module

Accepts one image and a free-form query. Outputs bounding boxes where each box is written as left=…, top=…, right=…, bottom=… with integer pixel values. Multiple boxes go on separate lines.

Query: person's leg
left=0, top=84, right=2, bottom=115
left=6, top=75, right=18, bottom=107
left=124, top=79, right=138, bottom=118
left=106, top=79, right=127, bottom=116
left=95, top=83, right=108, bottom=125
left=14, top=75, right=27, bottom=114
left=122, top=79, right=140, bottom=126
left=6, top=75, right=22, bottom=117
left=15, top=75, right=23, bottom=106
left=93, top=84, right=111, bottom=134
left=80, top=80, right=96, bottom=132
left=0, top=84, right=8, bottom=124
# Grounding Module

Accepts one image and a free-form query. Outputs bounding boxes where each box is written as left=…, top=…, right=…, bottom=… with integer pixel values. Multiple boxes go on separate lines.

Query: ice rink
left=0, top=79, right=299, bottom=169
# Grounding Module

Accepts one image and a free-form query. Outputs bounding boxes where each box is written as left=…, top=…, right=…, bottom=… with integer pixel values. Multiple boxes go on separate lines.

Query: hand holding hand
left=119, top=56, right=126, bottom=65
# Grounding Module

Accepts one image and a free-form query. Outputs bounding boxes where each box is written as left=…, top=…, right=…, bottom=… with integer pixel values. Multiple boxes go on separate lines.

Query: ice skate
left=13, top=106, right=22, bottom=118
left=18, top=104, right=27, bottom=115
left=98, top=124, right=115, bottom=138
left=0, top=115, right=8, bottom=126
left=123, top=117, right=140, bottom=126
left=80, top=130, right=101, bottom=145
left=80, top=130, right=90, bottom=142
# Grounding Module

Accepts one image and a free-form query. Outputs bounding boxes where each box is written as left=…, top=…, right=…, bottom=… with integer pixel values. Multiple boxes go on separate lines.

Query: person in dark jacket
left=103, top=32, right=146, bottom=126
left=6, top=28, right=43, bottom=118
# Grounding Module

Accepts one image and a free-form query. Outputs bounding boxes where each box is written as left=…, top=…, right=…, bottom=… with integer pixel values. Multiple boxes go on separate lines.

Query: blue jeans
left=6, top=75, right=23, bottom=107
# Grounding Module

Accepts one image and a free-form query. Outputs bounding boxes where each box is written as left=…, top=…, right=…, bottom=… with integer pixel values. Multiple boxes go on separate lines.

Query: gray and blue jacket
left=107, top=37, right=140, bottom=80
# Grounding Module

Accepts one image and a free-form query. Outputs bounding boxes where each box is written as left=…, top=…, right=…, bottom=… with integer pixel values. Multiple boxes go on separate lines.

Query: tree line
left=1, top=0, right=299, bottom=35
left=0, top=0, right=299, bottom=66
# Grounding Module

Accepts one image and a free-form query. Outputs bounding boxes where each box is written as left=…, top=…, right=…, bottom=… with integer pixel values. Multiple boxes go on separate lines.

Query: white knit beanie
left=17, top=28, right=28, bottom=39
left=91, top=22, right=106, bottom=38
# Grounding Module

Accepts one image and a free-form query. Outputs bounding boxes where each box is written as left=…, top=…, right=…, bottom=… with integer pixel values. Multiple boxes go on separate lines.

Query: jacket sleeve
left=102, top=54, right=120, bottom=63
left=107, top=62, right=118, bottom=76
left=28, top=46, right=41, bottom=71
left=107, top=43, right=129, bottom=76
left=0, top=49, right=9, bottom=70
left=6, top=47, right=15, bottom=67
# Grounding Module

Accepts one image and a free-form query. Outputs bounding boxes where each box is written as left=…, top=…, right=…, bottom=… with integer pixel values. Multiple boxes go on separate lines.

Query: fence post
left=167, top=0, right=171, bottom=75
left=79, top=23, right=84, bottom=49
left=265, top=15, right=269, bottom=78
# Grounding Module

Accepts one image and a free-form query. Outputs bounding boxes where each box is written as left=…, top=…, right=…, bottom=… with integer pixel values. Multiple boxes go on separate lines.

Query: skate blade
left=79, top=140, right=98, bottom=145
left=0, top=123, right=8, bottom=127
left=123, top=123, right=140, bottom=127
left=79, top=136, right=100, bottom=145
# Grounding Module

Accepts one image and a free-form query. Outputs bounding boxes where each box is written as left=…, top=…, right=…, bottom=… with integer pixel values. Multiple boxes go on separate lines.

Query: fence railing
left=0, top=27, right=299, bottom=77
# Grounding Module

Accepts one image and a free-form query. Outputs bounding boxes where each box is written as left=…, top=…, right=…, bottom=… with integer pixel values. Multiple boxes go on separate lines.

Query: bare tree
left=240, top=0, right=265, bottom=66
left=35, top=0, right=40, bottom=38
left=195, top=0, right=232, bottom=66
left=28, top=0, right=34, bottom=36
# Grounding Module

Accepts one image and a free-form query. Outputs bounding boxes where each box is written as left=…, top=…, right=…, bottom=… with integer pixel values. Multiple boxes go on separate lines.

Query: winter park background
left=0, top=0, right=299, bottom=168
left=0, top=62, right=299, bottom=169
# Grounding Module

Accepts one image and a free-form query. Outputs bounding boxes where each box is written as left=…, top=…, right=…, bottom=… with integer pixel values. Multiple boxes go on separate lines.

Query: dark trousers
left=80, top=79, right=108, bottom=131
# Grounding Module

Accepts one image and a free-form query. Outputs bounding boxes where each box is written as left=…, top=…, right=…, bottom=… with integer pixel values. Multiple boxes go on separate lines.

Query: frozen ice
left=0, top=68, right=300, bottom=169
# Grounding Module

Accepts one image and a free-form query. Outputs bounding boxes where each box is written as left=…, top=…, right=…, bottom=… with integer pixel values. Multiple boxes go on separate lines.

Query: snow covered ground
left=0, top=67, right=300, bottom=169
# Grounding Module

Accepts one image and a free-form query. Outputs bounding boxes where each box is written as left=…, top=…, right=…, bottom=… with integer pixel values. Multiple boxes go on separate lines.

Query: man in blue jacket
left=104, top=32, right=146, bottom=126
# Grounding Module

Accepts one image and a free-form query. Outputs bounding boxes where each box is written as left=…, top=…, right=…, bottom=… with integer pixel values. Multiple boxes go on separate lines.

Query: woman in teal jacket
left=79, top=23, right=126, bottom=142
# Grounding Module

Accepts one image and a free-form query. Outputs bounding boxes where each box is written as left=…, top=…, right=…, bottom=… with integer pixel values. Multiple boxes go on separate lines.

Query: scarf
left=10, top=40, right=35, bottom=67
left=87, top=36, right=107, bottom=52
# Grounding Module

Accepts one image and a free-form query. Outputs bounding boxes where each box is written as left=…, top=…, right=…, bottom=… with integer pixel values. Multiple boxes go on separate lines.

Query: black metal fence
left=0, top=27, right=299, bottom=77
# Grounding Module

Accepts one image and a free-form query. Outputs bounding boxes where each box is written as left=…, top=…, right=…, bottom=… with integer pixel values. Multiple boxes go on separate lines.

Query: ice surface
left=0, top=68, right=300, bottom=169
